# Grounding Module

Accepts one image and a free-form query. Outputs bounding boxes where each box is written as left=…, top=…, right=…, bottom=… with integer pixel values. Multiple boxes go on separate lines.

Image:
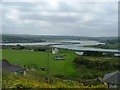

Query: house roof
left=0, top=59, right=26, bottom=72
left=102, top=71, right=120, bottom=84
left=1, top=59, right=11, bottom=68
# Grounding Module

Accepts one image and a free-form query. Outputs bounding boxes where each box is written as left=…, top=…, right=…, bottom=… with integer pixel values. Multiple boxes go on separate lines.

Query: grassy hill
left=2, top=34, right=118, bottom=43
left=1, top=49, right=119, bottom=79
left=1, top=49, right=79, bottom=77
left=1, top=49, right=120, bottom=88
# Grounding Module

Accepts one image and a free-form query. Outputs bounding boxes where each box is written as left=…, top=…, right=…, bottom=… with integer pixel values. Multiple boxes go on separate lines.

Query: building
left=52, top=48, right=59, bottom=54
left=0, top=59, right=26, bottom=76
left=102, top=71, right=120, bottom=88
left=114, top=53, right=120, bottom=57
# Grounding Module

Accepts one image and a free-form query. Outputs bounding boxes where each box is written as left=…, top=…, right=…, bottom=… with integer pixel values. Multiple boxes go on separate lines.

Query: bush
left=2, top=72, right=106, bottom=88
left=83, top=51, right=103, bottom=57
left=73, top=57, right=119, bottom=71
left=34, top=48, right=46, bottom=51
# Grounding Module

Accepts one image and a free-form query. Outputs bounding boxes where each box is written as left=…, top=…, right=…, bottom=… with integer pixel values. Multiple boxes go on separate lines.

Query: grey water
left=1, top=40, right=118, bottom=53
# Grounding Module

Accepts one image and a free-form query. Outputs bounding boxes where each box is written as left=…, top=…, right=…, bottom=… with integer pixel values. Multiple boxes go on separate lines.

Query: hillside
left=1, top=34, right=118, bottom=43
left=2, top=49, right=78, bottom=77
left=2, top=72, right=105, bottom=89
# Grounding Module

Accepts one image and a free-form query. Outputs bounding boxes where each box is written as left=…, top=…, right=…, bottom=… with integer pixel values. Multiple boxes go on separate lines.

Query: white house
left=52, top=48, right=59, bottom=54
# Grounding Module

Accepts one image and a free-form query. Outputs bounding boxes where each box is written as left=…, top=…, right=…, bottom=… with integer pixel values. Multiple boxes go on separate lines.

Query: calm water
left=52, top=44, right=118, bottom=52
left=1, top=42, right=60, bottom=46
left=52, top=40, right=118, bottom=52
left=1, top=40, right=118, bottom=53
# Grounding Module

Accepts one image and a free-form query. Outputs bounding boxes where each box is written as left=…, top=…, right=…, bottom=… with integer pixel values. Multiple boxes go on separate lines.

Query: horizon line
left=1, top=33, right=119, bottom=38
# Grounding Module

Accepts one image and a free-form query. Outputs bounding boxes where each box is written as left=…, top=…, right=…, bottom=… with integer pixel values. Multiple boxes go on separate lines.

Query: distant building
left=52, top=48, right=59, bottom=54
left=0, top=59, right=26, bottom=76
left=114, top=53, right=120, bottom=57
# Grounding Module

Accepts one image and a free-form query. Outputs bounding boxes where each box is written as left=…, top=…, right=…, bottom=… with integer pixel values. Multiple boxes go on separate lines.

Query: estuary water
left=1, top=40, right=118, bottom=53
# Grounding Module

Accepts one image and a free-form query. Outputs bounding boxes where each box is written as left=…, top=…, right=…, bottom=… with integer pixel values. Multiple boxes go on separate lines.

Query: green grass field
left=1, top=49, right=119, bottom=80
left=1, top=49, right=79, bottom=77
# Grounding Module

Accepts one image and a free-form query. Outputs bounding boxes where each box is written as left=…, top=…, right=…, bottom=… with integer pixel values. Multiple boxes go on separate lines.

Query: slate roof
left=0, top=59, right=26, bottom=72
left=102, top=71, right=120, bottom=84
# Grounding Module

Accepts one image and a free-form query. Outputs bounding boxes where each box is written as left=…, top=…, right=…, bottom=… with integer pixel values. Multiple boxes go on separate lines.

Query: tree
left=83, top=51, right=103, bottom=57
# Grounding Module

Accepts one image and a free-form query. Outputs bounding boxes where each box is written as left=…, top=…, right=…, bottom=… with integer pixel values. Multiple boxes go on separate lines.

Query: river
left=1, top=40, right=119, bottom=53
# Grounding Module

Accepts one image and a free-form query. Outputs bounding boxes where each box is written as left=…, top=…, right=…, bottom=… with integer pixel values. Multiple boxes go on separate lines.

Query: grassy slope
left=81, top=56, right=119, bottom=64
left=2, top=72, right=106, bottom=88
left=74, top=56, right=120, bottom=78
left=1, top=49, right=79, bottom=77
left=1, top=49, right=119, bottom=81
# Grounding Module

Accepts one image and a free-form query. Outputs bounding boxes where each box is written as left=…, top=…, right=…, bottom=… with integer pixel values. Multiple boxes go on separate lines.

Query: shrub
left=73, top=57, right=119, bottom=71
left=83, top=51, right=103, bottom=57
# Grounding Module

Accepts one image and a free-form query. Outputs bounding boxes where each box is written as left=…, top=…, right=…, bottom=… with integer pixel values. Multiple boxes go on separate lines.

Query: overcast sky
left=1, top=1, right=118, bottom=37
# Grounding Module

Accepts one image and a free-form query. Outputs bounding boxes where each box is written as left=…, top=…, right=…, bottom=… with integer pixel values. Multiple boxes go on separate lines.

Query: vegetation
left=1, top=45, right=52, bottom=51
left=83, top=51, right=103, bottom=57
left=2, top=35, right=46, bottom=43
left=1, top=49, right=78, bottom=76
left=1, top=35, right=119, bottom=88
left=74, top=57, right=120, bottom=71
left=84, top=37, right=119, bottom=49
left=2, top=72, right=106, bottom=89
left=100, top=39, right=119, bottom=44
left=1, top=48, right=120, bottom=88
left=84, top=44, right=120, bottom=49
left=73, top=55, right=119, bottom=80
left=2, top=34, right=119, bottom=43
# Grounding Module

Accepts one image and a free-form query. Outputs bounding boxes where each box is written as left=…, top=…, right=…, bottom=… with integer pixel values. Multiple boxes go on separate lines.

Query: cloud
left=2, top=1, right=118, bottom=37
left=1, top=0, right=119, bottom=2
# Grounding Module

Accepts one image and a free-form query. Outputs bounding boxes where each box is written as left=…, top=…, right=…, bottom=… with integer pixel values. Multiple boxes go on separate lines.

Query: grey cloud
left=19, top=13, right=79, bottom=22
left=2, top=2, right=118, bottom=37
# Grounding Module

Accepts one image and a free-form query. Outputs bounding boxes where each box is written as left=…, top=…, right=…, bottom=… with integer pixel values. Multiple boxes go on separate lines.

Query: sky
left=1, top=0, right=118, bottom=37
